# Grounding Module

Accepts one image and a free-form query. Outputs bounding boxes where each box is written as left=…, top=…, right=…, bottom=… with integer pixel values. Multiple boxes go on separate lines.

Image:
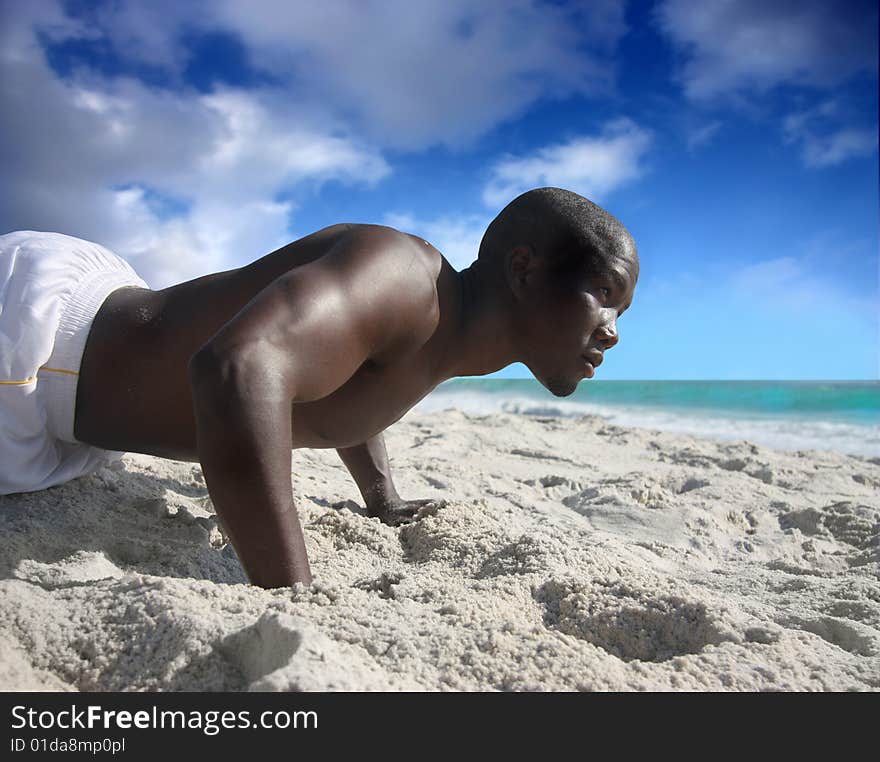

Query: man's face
left=514, top=245, right=639, bottom=397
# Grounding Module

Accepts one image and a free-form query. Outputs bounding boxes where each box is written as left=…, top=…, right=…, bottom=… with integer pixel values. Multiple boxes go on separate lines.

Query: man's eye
left=599, top=287, right=611, bottom=298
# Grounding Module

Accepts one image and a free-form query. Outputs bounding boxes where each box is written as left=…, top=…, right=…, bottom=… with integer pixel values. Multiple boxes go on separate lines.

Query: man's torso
left=74, top=224, right=458, bottom=460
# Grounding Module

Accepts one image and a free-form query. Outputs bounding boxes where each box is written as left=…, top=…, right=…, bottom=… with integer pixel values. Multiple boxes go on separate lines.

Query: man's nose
left=596, top=313, right=619, bottom=349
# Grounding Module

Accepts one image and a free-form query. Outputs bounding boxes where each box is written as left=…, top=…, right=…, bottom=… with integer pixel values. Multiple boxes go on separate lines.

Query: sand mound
left=1, top=410, right=878, bottom=690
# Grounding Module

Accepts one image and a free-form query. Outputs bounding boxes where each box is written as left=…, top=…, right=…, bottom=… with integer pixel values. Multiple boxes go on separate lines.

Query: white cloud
left=33, top=0, right=627, bottom=151
left=686, top=121, right=722, bottom=151
left=482, top=118, right=652, bottom=208
left=730, top=253, right=876, bottom=319
left=2, top=0, right=631, bottom=148
left=0, top=0, right=633, bottom=286
left=109, top=186, right=294, bottom=289
left=731, top=256, right=803, bottom=290
left=0, top=0, right=97, bottom=63
left=800, top=128, right=877, bottom=168
left=657, top=2, right=877, bottom=169
left=84, top=0, right=199, bottom=72
left=656, top=0, right=878, bottom=100
left=383, top=212, right=489, bottom=270
left=0, top=1, right=390, bottom=288
left=210, top=0, right=627, bottom=150
left=384, top=119, right=654, bottom=270
left=783, top=102, right=877, bottom=167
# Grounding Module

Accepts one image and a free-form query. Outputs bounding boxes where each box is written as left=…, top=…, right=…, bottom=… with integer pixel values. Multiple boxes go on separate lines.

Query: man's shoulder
left=340, top=224, right=441, bottom=355
left=348, top=224, right=442, bottom=278
left=345, top=224, right=440, bottom=305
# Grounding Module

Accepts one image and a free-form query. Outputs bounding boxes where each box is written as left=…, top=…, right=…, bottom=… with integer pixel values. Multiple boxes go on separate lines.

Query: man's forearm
left=189, top=354, right=311, bottom=588
left=336, top=433, right=400, bottom=512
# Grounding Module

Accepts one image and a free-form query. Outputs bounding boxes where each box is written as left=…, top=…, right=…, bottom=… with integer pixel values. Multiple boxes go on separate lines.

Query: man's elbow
left=188, top=346, right=250, bottom=397
left=189, top=345, right=295, bottom=405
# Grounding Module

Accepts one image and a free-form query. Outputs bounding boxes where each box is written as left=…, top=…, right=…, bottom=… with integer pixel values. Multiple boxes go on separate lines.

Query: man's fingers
left=373, top=498, right=448, bottom=527
left=415, top=498, right=447, bottom=509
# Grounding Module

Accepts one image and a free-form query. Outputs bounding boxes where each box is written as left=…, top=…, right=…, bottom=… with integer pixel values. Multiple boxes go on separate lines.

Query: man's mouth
left=581, top=351, right=603, bottom=379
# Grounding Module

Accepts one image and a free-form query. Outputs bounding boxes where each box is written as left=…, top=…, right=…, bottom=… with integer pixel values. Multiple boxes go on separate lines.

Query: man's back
left=73, top=223, right=453, bottom=460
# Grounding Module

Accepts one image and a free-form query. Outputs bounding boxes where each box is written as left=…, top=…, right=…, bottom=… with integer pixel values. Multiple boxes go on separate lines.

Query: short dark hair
left=477, top=187, right=637, bottom=281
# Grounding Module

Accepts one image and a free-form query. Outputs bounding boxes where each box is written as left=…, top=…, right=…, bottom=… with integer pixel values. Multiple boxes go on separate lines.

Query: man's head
left=478, top=187, right=639, bottom=397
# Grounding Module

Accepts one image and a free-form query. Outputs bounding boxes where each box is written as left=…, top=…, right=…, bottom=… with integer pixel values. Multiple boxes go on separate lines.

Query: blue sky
left=1, top=0, right=877, bottom=380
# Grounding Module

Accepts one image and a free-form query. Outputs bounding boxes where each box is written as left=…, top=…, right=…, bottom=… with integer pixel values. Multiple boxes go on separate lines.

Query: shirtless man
left=3, top=187, right=639, bottom=588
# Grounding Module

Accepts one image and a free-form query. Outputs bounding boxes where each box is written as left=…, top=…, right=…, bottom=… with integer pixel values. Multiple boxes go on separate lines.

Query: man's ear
left=506, top=244, right=537, bottom=298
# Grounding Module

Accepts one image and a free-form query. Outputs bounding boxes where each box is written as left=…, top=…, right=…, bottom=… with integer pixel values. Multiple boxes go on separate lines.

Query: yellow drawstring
left=0, top=366, right=78, bottom=384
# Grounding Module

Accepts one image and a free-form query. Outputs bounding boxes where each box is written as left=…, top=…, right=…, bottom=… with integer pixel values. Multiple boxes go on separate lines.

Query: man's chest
left=289, top=355, right=440, bottom=448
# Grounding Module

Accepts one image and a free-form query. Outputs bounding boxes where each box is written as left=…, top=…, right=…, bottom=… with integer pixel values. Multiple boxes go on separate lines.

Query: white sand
left=1, top=410, right=878, bottom=691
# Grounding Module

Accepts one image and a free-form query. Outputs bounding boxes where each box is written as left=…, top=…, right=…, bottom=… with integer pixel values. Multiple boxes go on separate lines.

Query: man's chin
left=543, top=375, right=578, bottom=398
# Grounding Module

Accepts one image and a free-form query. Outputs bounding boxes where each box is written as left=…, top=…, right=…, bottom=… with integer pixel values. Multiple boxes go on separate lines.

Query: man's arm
left=336, top=434, right=400, bottom=514
left=337, top=434, right=448, bottom=526
left=189, top=226, right=437, bottom=588
left=190, top=353, right=311, bottom=587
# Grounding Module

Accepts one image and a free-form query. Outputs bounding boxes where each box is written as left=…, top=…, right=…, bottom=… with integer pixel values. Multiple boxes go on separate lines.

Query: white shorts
left=0, top=231, right=150, bottom=496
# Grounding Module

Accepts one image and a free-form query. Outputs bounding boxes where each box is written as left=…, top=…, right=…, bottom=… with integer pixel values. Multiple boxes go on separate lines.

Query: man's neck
left=441, top=260, right=518, bottom=379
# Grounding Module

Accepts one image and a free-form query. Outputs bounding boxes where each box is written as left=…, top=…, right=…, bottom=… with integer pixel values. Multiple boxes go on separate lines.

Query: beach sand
left=1, top=409, right=878, bottom=691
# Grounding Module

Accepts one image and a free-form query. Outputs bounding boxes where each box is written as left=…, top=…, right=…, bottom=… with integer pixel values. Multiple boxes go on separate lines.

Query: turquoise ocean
left=414, top=379, right=880, bottom=458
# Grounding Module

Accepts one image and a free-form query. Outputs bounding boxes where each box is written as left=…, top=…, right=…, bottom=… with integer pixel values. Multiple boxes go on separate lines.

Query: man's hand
left=366, top=495, right=448, bottom=527
left=336, top=434, right=448, bottom=526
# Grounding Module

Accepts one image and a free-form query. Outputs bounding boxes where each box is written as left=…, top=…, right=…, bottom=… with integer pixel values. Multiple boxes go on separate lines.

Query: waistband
left=41, top=270, right=149, bottom=443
